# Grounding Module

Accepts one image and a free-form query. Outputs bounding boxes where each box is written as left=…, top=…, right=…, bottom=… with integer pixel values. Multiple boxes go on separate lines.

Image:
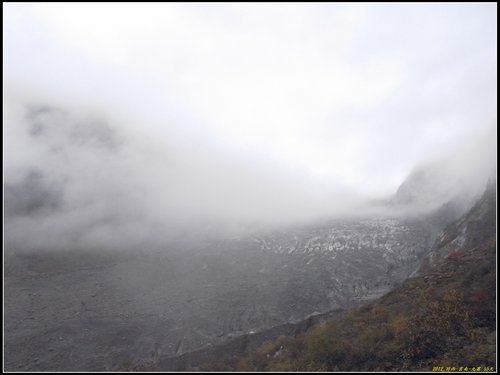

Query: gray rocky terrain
left=5, top=215, right=435, bottom=371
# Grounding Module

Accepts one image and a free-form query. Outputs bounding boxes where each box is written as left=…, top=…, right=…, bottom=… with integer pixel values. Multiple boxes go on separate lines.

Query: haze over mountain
left=3, top=3, right=497, bottom=372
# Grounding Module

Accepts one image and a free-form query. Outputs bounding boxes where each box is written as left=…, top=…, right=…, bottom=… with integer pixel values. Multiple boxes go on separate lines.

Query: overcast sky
left=3, top=3, right=497, bottom=234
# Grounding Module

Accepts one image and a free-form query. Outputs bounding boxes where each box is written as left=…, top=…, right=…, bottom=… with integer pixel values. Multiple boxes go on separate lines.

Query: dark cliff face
left=392, top=158, right=494, bottom=222
left=420, top=179, right=496, bottom=272
left=4, top=105, right=122, bottom=222
left=435, top=180, right=495, bottom=251
left=395, top=166, right=443, bottom=206
left=391, top=164, right=495, bottom=256
left=4, top=170, right=64, bottom=217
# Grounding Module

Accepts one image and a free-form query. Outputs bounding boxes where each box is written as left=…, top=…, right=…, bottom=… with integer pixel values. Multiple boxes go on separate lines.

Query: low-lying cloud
left=4, top=4, right=497, bottom=252
left=4, top=92, right=368, bottom=252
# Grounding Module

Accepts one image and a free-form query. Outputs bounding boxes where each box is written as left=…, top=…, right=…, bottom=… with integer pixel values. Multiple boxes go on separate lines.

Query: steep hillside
left=201, top=183, right=496, bottom=371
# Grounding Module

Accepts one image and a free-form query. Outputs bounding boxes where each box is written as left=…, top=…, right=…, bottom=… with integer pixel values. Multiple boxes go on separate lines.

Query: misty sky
left=3, top=3, right=498, bottom=234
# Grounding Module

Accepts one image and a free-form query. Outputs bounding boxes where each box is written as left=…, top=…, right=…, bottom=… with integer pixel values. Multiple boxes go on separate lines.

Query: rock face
left=393, top=127, right=495, bottom=215
left=395, top=166, right=445, bottom=206
left=250, top=217, right=432, bottom=302
left=420, top=179, right=496, bottom=272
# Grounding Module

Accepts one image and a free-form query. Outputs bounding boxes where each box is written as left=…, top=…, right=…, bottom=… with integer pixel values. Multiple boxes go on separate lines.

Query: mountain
left=392, top=128, right=496, bottom=216
left=198, top=182, right=496, bottom=371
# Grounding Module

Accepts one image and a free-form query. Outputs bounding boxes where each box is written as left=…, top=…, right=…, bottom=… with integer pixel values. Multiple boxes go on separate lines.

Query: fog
left=4, top=3, right=497, bottom=252
left=3, top=6, right=498, bottom=372
left=4, top=91, right=367, bottom=252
